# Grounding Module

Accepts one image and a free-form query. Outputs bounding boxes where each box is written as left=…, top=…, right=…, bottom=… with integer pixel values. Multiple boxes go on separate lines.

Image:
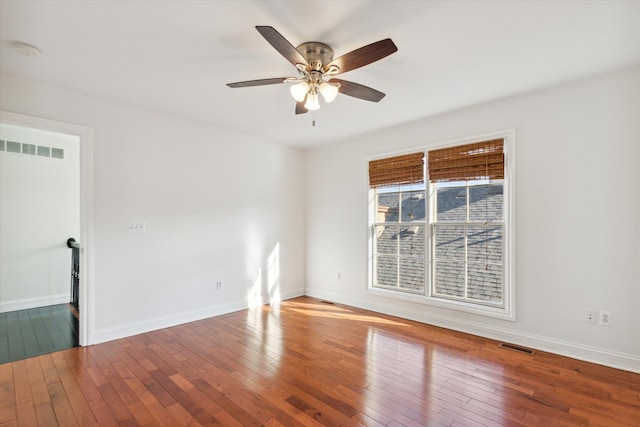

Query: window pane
left=436, top=187, right=466, bottom=221
left=433, top=261, right=464, bottom=297
left=434, top=225, right=464, bottom=260
left=22, top=143, right=36, bottom=155
left=51, top=148, right=64, bottom=159
left=469, top=184, right=503, bottom=221
left=467, top=263, right=502, bottom=303
left=375, top=225, right=398, bottom=255
left=37, top=146, right=51, bottom=157
left=376, top=256, right=397, bottom=287
left=401, top=191, right=426, bottom=221
left=7, top=141, right=21, bottom=153
left=377, top=192, right=399, bottom=223
left=399, top=225, right=424, bottom=257
left=467, top=225, right=502, bottom=264
left=399, top=257, right=424, bottom=292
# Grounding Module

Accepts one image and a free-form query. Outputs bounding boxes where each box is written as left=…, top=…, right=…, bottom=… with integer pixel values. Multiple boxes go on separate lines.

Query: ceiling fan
left=227, top=26, right=398, bottom=115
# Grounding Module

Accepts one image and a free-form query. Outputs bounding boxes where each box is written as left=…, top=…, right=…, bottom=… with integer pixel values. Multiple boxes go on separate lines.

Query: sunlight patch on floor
left=285, top=304, right=410, bottom=326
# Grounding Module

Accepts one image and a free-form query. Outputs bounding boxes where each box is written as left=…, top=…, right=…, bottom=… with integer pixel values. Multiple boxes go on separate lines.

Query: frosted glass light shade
left=319, top=82, right=339, bottom=103
left=304, top=92, right=320, bottom=110
left=290, top=82, right=309, bottom=102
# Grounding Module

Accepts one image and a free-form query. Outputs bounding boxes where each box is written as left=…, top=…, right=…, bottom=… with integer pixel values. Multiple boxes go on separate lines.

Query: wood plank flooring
left=1, top=296, right=638, bottom=426
left=0, top=304, right=79, bottom=364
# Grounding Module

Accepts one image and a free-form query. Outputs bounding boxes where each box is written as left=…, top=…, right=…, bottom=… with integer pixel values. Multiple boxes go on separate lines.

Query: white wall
left=0, top=74, right=306, bottom=343
left=306, top=67, right=640, bottom=373
left=3, top=67, right=638, bottom=372
left=0, top=124, right=80, bottom=312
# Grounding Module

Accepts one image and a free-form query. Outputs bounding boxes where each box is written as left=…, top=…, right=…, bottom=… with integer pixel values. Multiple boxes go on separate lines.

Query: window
left=369, top=152, right=426, bottom=293
left=368, top=134, right=515, bottom=320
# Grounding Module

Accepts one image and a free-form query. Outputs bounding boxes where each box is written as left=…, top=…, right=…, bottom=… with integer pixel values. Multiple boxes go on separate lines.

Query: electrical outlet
left=585, top=309, right=597, bottom=324
left=599, top=310, right=611, bottom=326
left=216, top=280, right=223, bottom=290
left=337, top=272, right=342, bottom=281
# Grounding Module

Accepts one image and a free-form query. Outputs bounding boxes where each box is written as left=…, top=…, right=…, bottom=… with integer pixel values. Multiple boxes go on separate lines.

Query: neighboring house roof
left=375, top=185, right=503, bottom=303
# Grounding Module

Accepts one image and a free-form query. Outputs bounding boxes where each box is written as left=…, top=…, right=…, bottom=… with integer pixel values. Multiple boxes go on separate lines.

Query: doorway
left=0, top=111, right=93, bottom=362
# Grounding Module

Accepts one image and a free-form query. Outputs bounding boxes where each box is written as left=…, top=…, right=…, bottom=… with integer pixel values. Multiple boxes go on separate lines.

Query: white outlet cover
left=599, top=310, right=612, bottom=326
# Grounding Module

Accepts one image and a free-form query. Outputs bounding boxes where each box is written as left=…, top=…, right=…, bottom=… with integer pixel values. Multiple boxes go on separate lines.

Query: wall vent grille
left=498, top=342, right=535, bottom=355
left=0, top=139, right=64, bottom=160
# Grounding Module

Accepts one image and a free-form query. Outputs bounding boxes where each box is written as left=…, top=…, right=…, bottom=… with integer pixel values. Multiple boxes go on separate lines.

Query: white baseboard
left=305, top=289, right=640, bottom=374
left=0, top=294, right=69, bottom=313
left=93, top=288, right=305, bottom=344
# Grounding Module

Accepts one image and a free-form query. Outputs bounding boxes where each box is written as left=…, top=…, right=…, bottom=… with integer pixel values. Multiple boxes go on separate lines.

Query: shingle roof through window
left=374, top=185, right=503, bottom=302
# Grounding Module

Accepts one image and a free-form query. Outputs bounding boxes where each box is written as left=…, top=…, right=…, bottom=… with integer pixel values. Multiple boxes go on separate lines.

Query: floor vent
left=320, top=300, right=335, bottom=305
left=498, top=343, right=535, bottom=355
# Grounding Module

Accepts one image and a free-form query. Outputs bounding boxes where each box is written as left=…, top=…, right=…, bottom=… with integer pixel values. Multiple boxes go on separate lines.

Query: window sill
left=367, top=286, right=516, bottom=321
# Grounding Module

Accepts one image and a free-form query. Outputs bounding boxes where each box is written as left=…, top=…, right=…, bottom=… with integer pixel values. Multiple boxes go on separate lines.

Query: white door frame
left=1, top=111, right=94, bottom=346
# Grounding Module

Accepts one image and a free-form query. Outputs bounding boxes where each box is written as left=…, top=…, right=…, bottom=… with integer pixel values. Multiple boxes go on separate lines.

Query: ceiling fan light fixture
left=304, top=91, right=320, bottom=111
left=319, top=81, right=340, bottom=103
left=227, top=26, right=398, bottom=116
left=290, top=81, right=309, bottom=102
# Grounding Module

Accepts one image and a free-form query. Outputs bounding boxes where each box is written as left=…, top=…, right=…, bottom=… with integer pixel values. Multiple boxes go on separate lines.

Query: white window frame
left=367, top=130, right=516, bottom=321
left=370, top=186, right=427, bottom=294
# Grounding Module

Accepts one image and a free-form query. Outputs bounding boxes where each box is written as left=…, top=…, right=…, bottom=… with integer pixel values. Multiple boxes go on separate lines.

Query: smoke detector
left=12, top=41, right=41, bottom=57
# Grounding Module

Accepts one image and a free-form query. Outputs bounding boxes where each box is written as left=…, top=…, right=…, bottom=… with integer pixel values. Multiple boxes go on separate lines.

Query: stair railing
left=66, top=238, right=80, bottom=313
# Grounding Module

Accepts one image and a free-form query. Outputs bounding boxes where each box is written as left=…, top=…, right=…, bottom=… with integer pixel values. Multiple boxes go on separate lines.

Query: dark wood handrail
left=67, top=237, right=79, bottom=249
left=67, top=237, right=80, bottom=314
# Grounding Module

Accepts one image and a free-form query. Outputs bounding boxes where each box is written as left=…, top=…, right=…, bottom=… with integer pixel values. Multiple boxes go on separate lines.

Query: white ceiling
left=1, top=1, right=639, bottom=148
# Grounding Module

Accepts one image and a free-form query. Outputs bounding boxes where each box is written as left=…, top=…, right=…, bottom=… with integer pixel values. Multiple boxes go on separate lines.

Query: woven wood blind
left=369, top=152, right=425, bottom=188
left=428, top=139, right=504, bottom=182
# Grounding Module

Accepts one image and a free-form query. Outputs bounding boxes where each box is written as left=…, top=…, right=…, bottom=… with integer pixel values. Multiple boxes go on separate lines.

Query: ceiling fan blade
left=295, top=101, right=308, bottom=115
left=256, top=26, right=308, bottom=68
left=226, top=78, right=287, bottom=88
left=325, top=39, right=397, bottom=75
left=332, top=79, right=386, bottom=102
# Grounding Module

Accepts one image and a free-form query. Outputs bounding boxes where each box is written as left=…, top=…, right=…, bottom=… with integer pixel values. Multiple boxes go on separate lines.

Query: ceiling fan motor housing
left=296, top=42, right=334, bottom=71
left=227, top=26, right=397, bottom=113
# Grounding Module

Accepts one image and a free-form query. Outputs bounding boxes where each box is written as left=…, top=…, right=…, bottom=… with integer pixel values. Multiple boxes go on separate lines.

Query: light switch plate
left=128, top=220, right=146, bottom=233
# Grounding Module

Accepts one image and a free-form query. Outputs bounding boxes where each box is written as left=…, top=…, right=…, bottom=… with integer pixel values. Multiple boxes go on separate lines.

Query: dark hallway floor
left=0, top=304, right=78, bottom=364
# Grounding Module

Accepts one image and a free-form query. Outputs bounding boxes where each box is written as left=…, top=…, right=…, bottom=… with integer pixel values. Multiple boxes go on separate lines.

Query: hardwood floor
left=1, top=297, right=638, bottom=426
left=0, top=304, right=79, bottom=364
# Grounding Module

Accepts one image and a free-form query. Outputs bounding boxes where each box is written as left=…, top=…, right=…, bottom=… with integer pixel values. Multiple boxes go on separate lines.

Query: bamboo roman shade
left=369, top=152, right=425, bottom=188
left=428, top=139, right=504, bottom=182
